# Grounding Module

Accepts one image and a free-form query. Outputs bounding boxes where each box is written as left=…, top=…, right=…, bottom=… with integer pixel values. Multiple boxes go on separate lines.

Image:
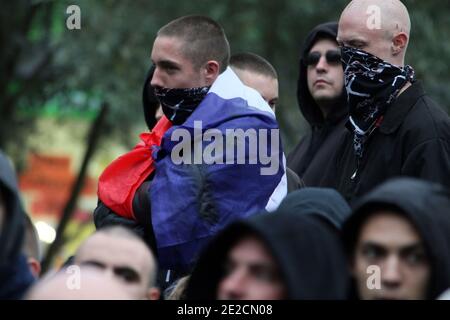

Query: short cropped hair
left=84, top=226, right=158, bottom=288
left=157, top=15, right=230, bottom=73
left=230, top=52, right=278, bottom=79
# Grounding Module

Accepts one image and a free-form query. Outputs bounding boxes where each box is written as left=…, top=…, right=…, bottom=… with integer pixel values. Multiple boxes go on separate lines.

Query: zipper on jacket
left=351, top=157, right=360, bottom=181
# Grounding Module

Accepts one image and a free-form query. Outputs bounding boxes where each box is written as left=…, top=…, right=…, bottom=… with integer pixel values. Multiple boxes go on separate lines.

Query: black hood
left=342, top=178, right=450, bottom=299
left=0, top=151, right=25, bottom=264
left=186, top=208, right=350, bottom=300
left=297, top=21, right=347, bottom=126
left=277, top=187, right=351, bottom=231
left=142, top=65, right=159, bottom=130
left=0, top=151, right=35, bottom=299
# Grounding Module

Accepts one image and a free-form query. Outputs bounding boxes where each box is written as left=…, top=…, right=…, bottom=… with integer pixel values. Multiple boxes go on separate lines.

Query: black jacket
left=0, top=151, right=35, bottom=299
left=342, top=177, right=450, bottom=299
left=330, top=81, right=450, bottom=203
left=287, top=22, right=348, bottom=186
left=186, top=198, right=350, bottom=300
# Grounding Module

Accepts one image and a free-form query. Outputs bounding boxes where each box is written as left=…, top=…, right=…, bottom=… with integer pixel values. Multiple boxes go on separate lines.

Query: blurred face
left=234, top=68, right=278, bottom=111
left=27, top=268, right=133, bottom=300
left=306, top=39, right=344, bottom=110
left=151, top=36, right=207, bottom=89
left=217, top=235, right=286, bottom=300
left=353, top=211, right=430, bottom=300
left=75, top=233, right=155, bottom=299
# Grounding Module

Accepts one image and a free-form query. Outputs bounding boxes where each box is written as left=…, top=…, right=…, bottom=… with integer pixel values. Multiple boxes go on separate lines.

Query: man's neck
left=317, top=100, right=335, bottom=120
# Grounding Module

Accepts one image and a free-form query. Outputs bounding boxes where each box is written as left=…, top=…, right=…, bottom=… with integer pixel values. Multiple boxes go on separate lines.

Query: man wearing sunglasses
left=330, top=0, right=450, bottom=202
left=288, top=22, right=348, bottom=187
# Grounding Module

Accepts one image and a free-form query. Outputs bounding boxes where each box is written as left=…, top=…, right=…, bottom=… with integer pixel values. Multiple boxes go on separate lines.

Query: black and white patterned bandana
left=341, top=46, right=415, bottom=159
left=154, top=85, right=210, bottom=125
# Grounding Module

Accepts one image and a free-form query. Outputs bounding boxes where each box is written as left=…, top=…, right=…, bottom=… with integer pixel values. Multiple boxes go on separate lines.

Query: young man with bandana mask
left=331, top=0, right=450, bottom=202
left=95, top=15, right=287, bottom=290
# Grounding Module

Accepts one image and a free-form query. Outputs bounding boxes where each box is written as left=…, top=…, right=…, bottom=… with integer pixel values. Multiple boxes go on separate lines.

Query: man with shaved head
left=230, top=52, right=279, bottom=111
left=328, top=0, right=450, bottom=202
left=74, top=226, right=160, bottom=300
left=26, top=267, right=133, bottom=300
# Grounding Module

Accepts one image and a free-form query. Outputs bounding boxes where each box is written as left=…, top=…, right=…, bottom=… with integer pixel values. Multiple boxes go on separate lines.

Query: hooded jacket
left=277, top=187, right=351, bottom=231
left=0, top=151, right=35, bottom=299
left=186, top=197, right=350, bottom=300
left=342, top=177, right=450, bottom=299
left=142, top=65, right=160, bottom=131
left=287, top=22, right=348, bottom=186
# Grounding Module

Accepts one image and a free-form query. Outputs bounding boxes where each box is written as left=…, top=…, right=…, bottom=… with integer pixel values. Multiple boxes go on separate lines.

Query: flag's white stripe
left=209, top=67, right=275, bottom=116
left=265, top=155, right=288, bottom=212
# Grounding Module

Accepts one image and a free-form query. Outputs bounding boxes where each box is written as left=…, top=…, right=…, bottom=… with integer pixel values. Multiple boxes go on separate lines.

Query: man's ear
left=147, top=287, right=161, bottom=300
left=203, top=61, right=220, bottom=86
left=27, top=257, right=41, bottom=278
left=391, top=32, right=408, bottom=56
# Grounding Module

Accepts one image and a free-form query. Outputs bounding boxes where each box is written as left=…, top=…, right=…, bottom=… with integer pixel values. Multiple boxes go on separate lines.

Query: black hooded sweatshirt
left=0, top=151, right=35, bottom=299
left=342, top=177, right=450, bottom=299
left=186, top=200, right=350, bottom=300
left=277, top=187, right=351, bottom=231
left=287, top=22, right=348, bottom=187
left=142, top=65, right=160, bottom=131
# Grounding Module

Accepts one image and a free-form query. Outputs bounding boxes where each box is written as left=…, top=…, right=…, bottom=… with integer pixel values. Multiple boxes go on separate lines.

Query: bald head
left=26, top=267, right=133, bottom=300
left=337, top=0, right=411, bottom=66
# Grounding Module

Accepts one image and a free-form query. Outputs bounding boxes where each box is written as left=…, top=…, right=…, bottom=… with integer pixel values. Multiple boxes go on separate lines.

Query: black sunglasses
left=305, top=50, right=342, bottom=66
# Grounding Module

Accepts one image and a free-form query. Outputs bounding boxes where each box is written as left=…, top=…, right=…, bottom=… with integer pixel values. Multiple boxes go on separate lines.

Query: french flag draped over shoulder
left=150, top=67, right=287, bottom=272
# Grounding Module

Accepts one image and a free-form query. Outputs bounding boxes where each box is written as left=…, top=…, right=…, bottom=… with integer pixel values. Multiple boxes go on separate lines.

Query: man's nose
left=150, top=67, right=163, bottom=88
left=220, top=270, right=246, bottom=299
left=381, top=256, right=402, bottom=288
left=315, top=55, right=329, bottom=73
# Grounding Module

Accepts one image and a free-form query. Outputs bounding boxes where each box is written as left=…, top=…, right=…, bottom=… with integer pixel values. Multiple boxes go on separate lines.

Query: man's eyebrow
left=156, top=59, right=181, bottom=69
left=248, top=261, right=277, bottom=273
left=348, top=39, right=367, bottom=45
left=399, top=243, right=426, bottom=255
left=248, top=262, right=280, bottom=281
left=80, top=260, right=106, bottom=269
left=361, top=242, right=388, bottom=254
left=336, top=35, right=367, bottom=46
left=114, top=266, right=141, bottom=282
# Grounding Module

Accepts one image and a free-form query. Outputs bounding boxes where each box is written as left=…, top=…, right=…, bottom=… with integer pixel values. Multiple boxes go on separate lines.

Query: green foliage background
left=2, top=0, right=449, bottom=166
